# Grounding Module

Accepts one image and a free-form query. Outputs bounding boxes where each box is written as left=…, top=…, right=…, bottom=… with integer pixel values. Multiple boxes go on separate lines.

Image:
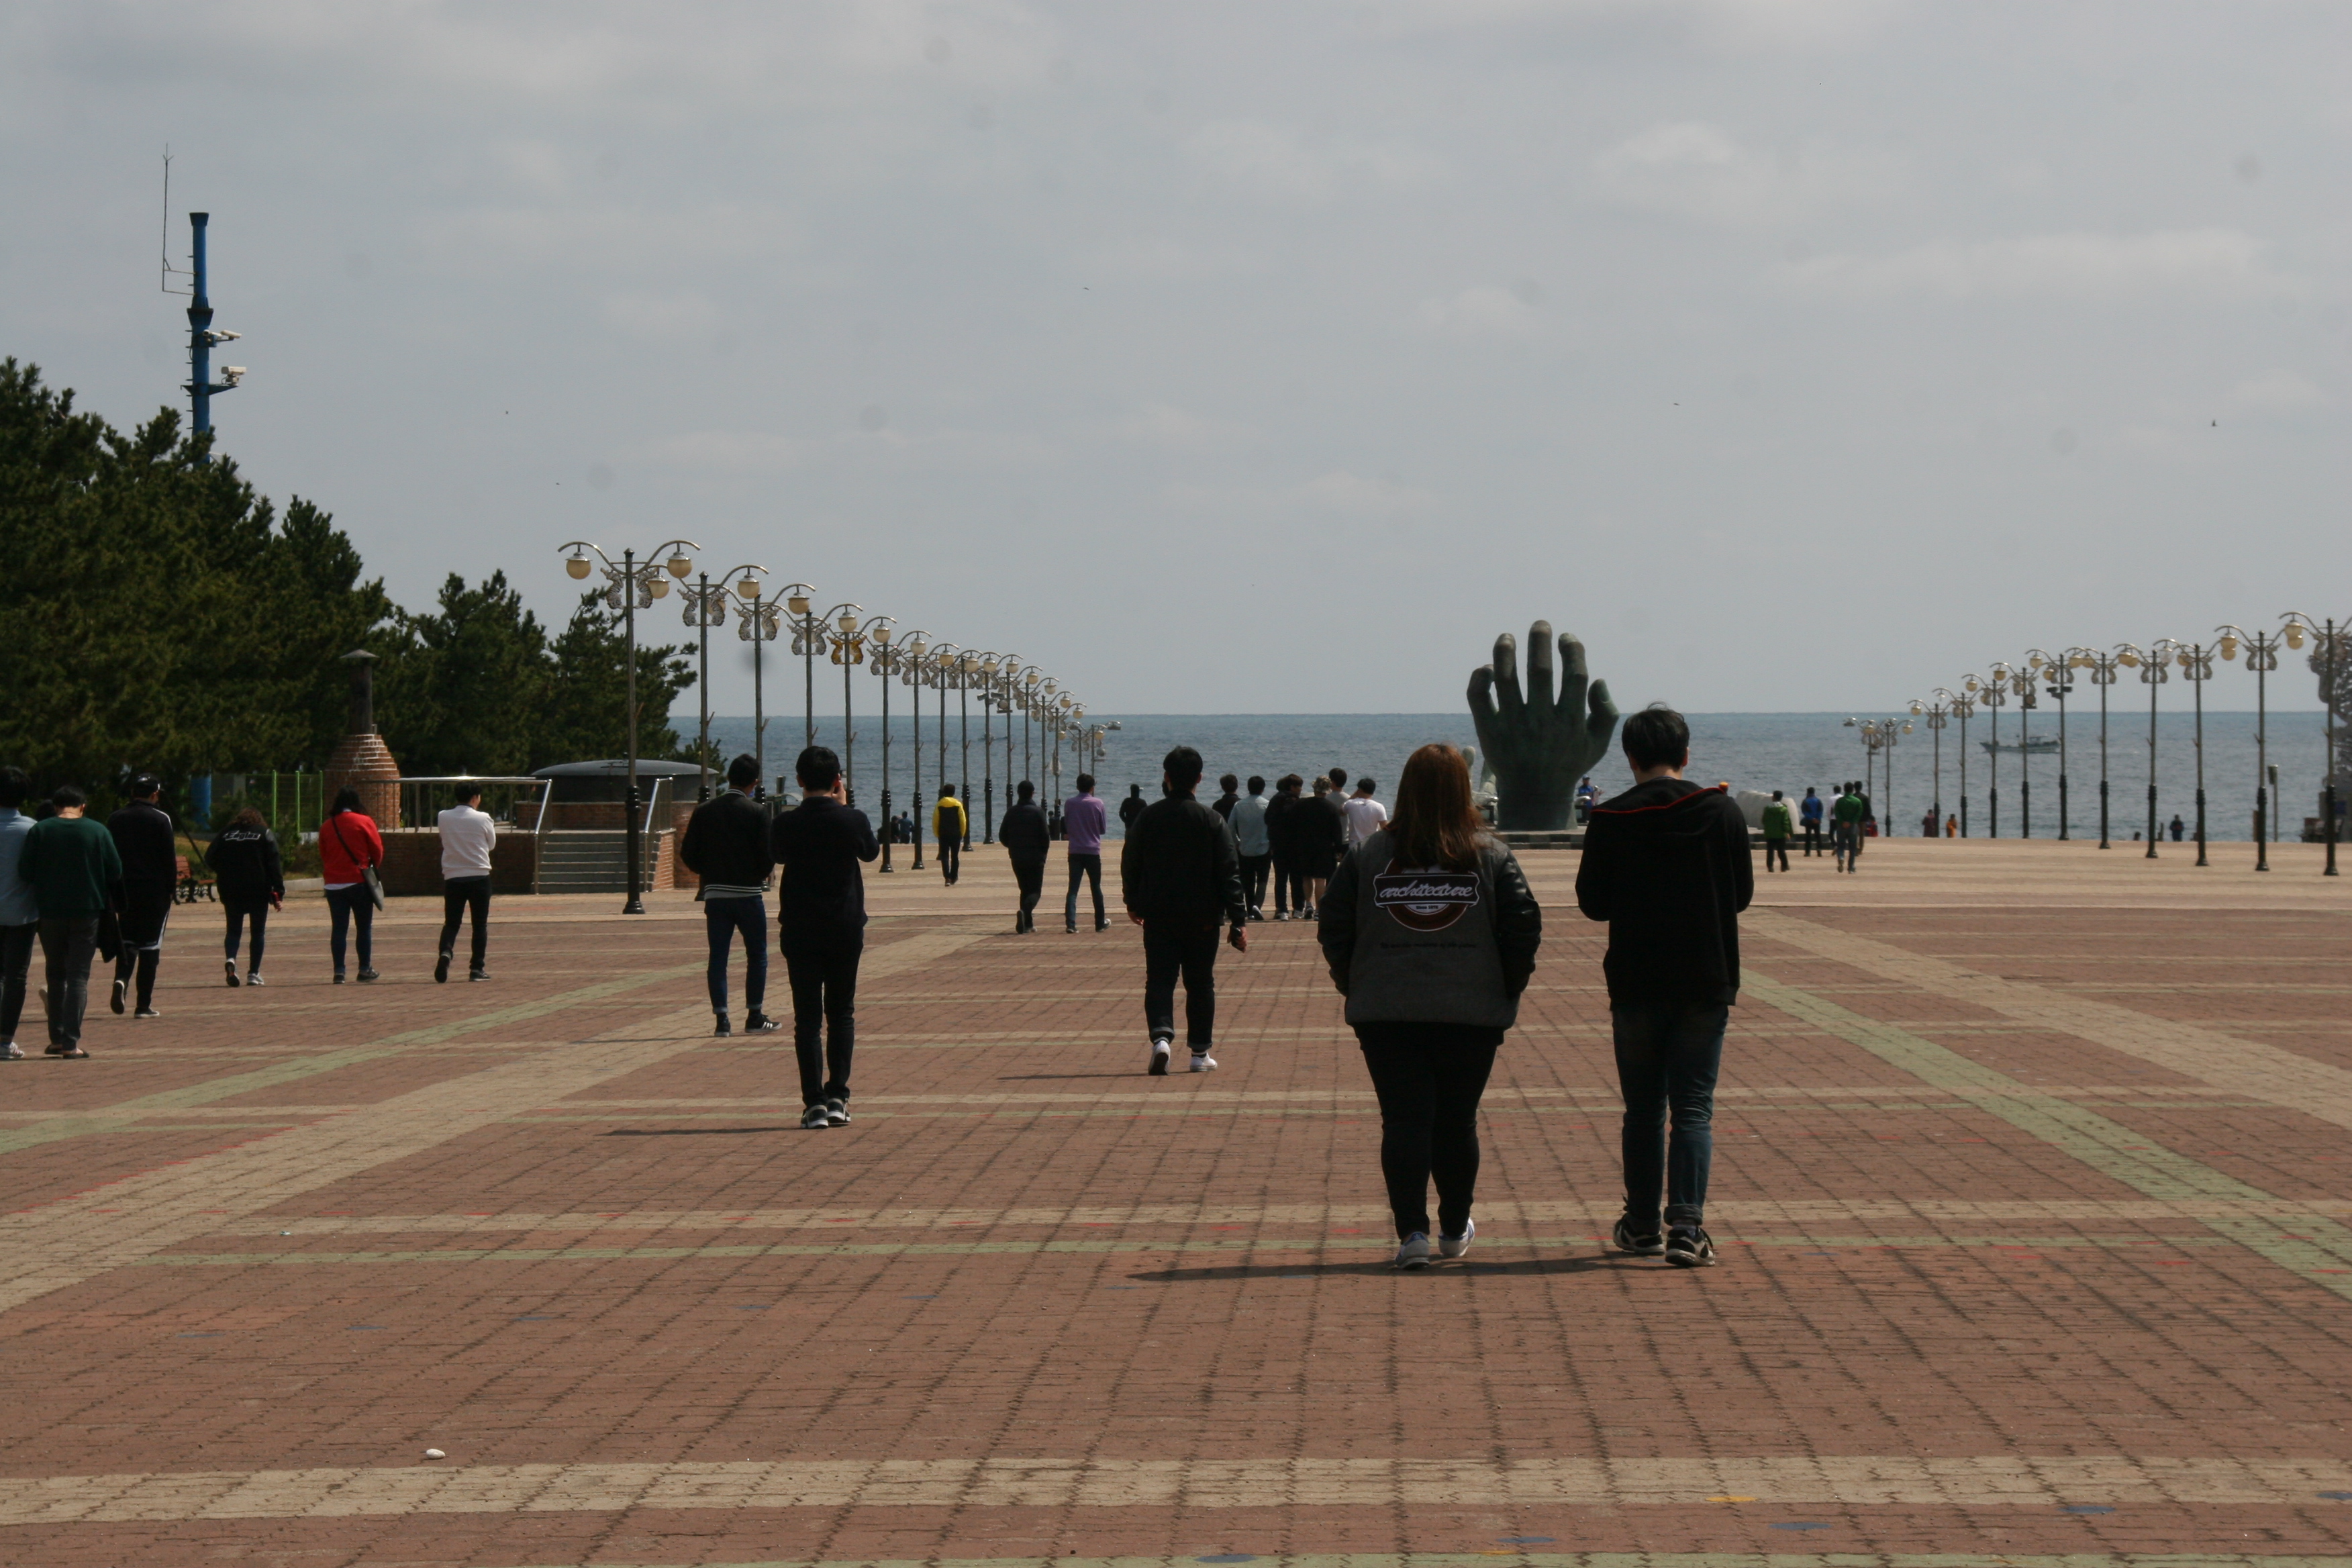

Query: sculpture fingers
left=1467, top=663, right=1500, bottom=722
left=1554, top=632, right=1591, bottom=714
left=1585, top=677, right=1620, bottom=742
left=1524, top=620, right=1557, bottom=714
left=1489, top=632, right=1524, bottom=716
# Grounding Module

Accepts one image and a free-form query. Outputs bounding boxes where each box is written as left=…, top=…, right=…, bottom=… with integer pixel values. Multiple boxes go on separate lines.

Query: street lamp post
left=2027, top=648, right=2074, bottom=839
left=971, top=654, right=1000, bottom=843
left=1974, top=669, right=2010, bottom=838
left=2116, top=642, right=2170, bottom=857
left=778, top=586, right=820, bottom=750
left=560, top=537, right=699, bottom=915
left=727, top=567, right=779, bottom=793
left=865, top=618, right=901, bottom=871
left=2173, top=638, right=2216, bottom=867
left=2217, top=624, right=2283, bottom=871
left=824, top=605, right=867, bottom=804
left=957, top=652, right=977, bottom=848
left=680, top=571, right=732, bottom=802
left=1950, top=683, right=1979, bottom=836
left=899, top=633, right=932, bottom=870
left=930, top=644, right=961, bottom=850
left=2283, top=613, right=2347, bottom=877
left=2072, top=647, right=2120, bottom=850
left=1921, top=691, right=1962, bottom=835
left=2008, top=665, right=2037, bottom=838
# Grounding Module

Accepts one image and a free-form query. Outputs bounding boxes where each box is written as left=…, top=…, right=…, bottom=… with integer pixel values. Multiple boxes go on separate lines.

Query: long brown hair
left=1389, top=744, right=1485, bottom=870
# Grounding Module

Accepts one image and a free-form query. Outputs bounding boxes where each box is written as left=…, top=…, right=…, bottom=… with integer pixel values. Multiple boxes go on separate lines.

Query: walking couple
left=1319, top=706, right=1753, bottom=1271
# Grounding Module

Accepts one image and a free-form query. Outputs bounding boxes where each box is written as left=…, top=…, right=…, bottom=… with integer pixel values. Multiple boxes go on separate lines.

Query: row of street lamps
left=559, top=542, right=1108, bottom=912
left=1895, top=613, right=2344, bottom=876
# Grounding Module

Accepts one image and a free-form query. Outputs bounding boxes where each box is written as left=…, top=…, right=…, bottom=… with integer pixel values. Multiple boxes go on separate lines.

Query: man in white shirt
left=436, top=783, right=497, bottom=983
left=1340, top=776, right=1388, bottom=851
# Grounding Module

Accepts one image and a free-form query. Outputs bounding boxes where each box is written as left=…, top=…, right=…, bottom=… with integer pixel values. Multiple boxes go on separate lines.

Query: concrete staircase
left=534, top=831, right=660, bottom=894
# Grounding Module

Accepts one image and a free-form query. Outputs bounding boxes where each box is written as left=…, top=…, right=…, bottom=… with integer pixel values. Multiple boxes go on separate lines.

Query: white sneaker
left=1439, top=1218, right=1475, bottom=1259
left=1189, top=1052, right=1217, bottom=1073
left=1393, top=1232, right=1431, bottom=1270
left=244, top=971, right=264, bottom=987
left=1148, top=1040, right=1172, bottom=1076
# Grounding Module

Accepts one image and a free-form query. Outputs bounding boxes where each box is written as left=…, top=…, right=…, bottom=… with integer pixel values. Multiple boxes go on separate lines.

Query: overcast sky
left=5, top=1, right=2342, bottom=716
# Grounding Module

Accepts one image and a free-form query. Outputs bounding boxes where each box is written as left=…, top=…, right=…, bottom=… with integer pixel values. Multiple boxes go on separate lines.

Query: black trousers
left=1762, top=838, right=1789, bottom=871
left=1355, top=1022, right=1502, bottom=1240
left=440, top=876, right=491, bottom=968
left=783, top=934, right=861, bottom=1107
left=1142, top=922, right=1220, bottom=1048
left=223, top=900, right=269, bottom=967
left=936, top=835, right=961, bottom=883
left=1273, top=862, right=1306, bottom=915
left=1800, top=823, right=1823, bottom=856
left=114, top=886, right=171, bottom=1009
left=327, top=885, right=375, bottom=973
left=1065, top=853, right=1104, bottom=928
left=1011, top=856, right=1045, bottom=926
left=38, top=916, right=99, bottom=1049
left=0, top=922, right=34, bottom=1042
left=1240, top=854, right=1271, bottom=912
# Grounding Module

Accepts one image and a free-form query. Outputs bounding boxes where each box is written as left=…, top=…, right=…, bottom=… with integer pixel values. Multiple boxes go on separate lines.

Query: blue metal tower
left=183, top=211, right=241, bottom=446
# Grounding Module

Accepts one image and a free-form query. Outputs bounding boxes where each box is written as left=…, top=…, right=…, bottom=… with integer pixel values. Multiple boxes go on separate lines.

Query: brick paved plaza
left=2, top=838, right=2349, bottom=1567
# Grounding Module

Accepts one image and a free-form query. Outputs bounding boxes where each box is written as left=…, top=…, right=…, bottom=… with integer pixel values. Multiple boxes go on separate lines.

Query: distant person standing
left=1321, top=744, right=1540, bottom=1269
left=1301, top=776, right=1348, bottom=917
left=999, top=781, right=1051, bottom=933
left=435, top=782, right=496, bottom=983
left=106, top=774, right=176, bottom=1019
left=1575, top=777, right=1598, bottom=824
left=20, top=785, right=121, bottom=1058
left=1342, top=777, right=1389, bottom=850
left=1229, top=776, right=1272, bottom=921
left=2169, top=814, right=2186, bottom=842
left=1264, top=774, right=1304, bottom=920
left=771, top=745, right=879, bottom=1130
left=679, top=754, right=779, bottom=1038
left=0, top=768, right=34, bottom=1060
left=1326, top=766, right=1351, bottom=804
left=1760, top=790, right=1792, bottom=873
left=1118, top=784, right=1146, bottom=834
left=1121, top=745, right=1248, bottom=1075
left=1798, top=787, right=1825, bottom=856
left=1576, top=704, right=1753, bottom=1269
left=320, top=787, right=384, bottom=984
left=1832, top=782, right=1865, bottom=873
left=1946, top=814, right=1959, bottom=838
left=206, top=807, right=284, bottom=987
left=932, top=785, right=966, bottom=885
left=1063, top=773, right=1110, bottom=934
left=1212, top=774, right=1240, bottom=821
left=1920, top=807, right=1937, bottom=838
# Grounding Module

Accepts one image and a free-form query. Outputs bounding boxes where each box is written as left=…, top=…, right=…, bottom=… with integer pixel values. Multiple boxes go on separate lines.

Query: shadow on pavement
left=602, top=1126, right=797, bottom=1136
left=1130, top=1255, right=1620, bottom=1282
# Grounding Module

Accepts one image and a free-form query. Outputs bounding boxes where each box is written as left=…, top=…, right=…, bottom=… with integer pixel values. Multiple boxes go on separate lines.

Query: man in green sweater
left=19, top=785, right=122, bottom=1058
left=1760, top=790, right=1793, bottom=873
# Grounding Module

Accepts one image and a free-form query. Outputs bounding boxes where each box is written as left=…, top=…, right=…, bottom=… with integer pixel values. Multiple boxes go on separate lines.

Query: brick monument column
left=323, top=649, right=401, bottom=828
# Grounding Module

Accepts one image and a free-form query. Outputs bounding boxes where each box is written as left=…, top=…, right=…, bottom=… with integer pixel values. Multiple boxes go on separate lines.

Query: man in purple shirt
left=1063, top=773, right=1110, bottom=933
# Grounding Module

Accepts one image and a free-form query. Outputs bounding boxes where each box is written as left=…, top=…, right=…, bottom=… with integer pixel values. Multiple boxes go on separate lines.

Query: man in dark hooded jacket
left=997, top=781, right=1051, bottom=934
left=1575, top=703, right=1753, bottom=1271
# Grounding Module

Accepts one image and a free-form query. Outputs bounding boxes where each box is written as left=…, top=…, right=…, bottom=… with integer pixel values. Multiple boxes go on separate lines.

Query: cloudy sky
left=5, top=1, right=2342, bottom=716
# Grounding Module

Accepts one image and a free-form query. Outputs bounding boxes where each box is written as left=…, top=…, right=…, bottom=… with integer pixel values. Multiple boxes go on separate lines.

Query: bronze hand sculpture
left=1468, top=621, right=1618, bottom=830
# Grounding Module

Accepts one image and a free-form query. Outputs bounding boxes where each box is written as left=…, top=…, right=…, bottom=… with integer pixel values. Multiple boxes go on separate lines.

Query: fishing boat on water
left=1979, top=736, right=2061, bottom=754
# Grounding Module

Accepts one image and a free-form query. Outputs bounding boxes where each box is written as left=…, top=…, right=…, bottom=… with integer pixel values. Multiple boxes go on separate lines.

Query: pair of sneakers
left=1613, top=1216, right=1717, bottom=1267
left=1393, top=1220, right=1475, bottom=1270
left=713, top=1012, right=781, bottom=1038
left=1146, top=1040, right=1216, bottom=1075
left=799, top=1098, right=851, bottom=1130
left=223, top=961, right=264, bottom=987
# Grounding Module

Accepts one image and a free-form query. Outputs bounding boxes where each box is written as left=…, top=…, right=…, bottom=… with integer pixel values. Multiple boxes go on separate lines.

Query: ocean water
left=695, top=709, right=2335, bottom=842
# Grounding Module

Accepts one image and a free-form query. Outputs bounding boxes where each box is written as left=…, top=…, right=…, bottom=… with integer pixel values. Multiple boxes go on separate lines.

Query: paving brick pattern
left=0, top=840, right=2347, bottom=1567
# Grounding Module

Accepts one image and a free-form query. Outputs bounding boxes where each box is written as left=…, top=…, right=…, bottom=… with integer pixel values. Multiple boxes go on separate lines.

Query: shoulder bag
left=330, top=814, right=387, bottom=911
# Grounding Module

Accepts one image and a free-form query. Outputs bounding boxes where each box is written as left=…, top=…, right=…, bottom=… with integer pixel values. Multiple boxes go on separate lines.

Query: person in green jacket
left=1832, top=782, right=1867, bottom=875
left=18, top=784, right=123, bottom=1058
left=1760, top=790, right=1793, bottom=873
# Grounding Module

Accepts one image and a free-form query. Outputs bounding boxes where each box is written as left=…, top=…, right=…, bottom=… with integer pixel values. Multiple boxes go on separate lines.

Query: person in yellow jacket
left=933, top=785, right=967, bottom=886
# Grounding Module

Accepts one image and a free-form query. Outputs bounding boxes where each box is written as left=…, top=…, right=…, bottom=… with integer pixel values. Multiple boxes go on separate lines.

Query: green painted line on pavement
left=493, top=1555, right=2352, bottom=1568
left=1747, top=972, right=2352, bottom=1304
left=0, top=963, right=704, bottom=1161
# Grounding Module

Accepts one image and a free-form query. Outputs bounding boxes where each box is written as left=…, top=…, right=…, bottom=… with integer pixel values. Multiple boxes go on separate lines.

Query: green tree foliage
left=0, top=358, right=695, bottom=789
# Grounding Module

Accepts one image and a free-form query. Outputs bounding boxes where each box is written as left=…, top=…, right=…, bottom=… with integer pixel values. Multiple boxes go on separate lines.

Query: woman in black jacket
left=207, top=807, right=285, bottom=987
left=1319, top=744, right=1540, bottom=1269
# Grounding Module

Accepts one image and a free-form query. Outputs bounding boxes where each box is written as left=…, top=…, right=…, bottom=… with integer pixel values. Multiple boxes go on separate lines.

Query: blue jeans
left=1612, top=1003, right=1728, bottom=1229
left=326, top=885, right=375, bottom=974
left=704, top=895, right=768, bottom=1015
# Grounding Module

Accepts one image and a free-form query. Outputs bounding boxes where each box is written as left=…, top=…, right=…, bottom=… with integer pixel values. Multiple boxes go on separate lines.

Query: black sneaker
left=133, top=1006, right=160, bottom=1020
left=224, top=960, right=240, bottom=988
left=469, top=969, right=490, bottom=982
left=1612, top=1218, right=1665, bottom=1257
left=434, top=952, right=450, bottom=984
left=825, top=1097, right=851, bottom=1127
left=333, top=972, right=347, bottom=985
left=801, top=1104, right=832, bottom=1130
left=111, top=978, right=128, bottom=1015
left=713, top=1012, right=733, bottom=1038
left=743, top=1014, right=780, bottom=1034
left=1665, top=1225, right=1716, bottom=1267
left=357, top=968, right=380, bottom=983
